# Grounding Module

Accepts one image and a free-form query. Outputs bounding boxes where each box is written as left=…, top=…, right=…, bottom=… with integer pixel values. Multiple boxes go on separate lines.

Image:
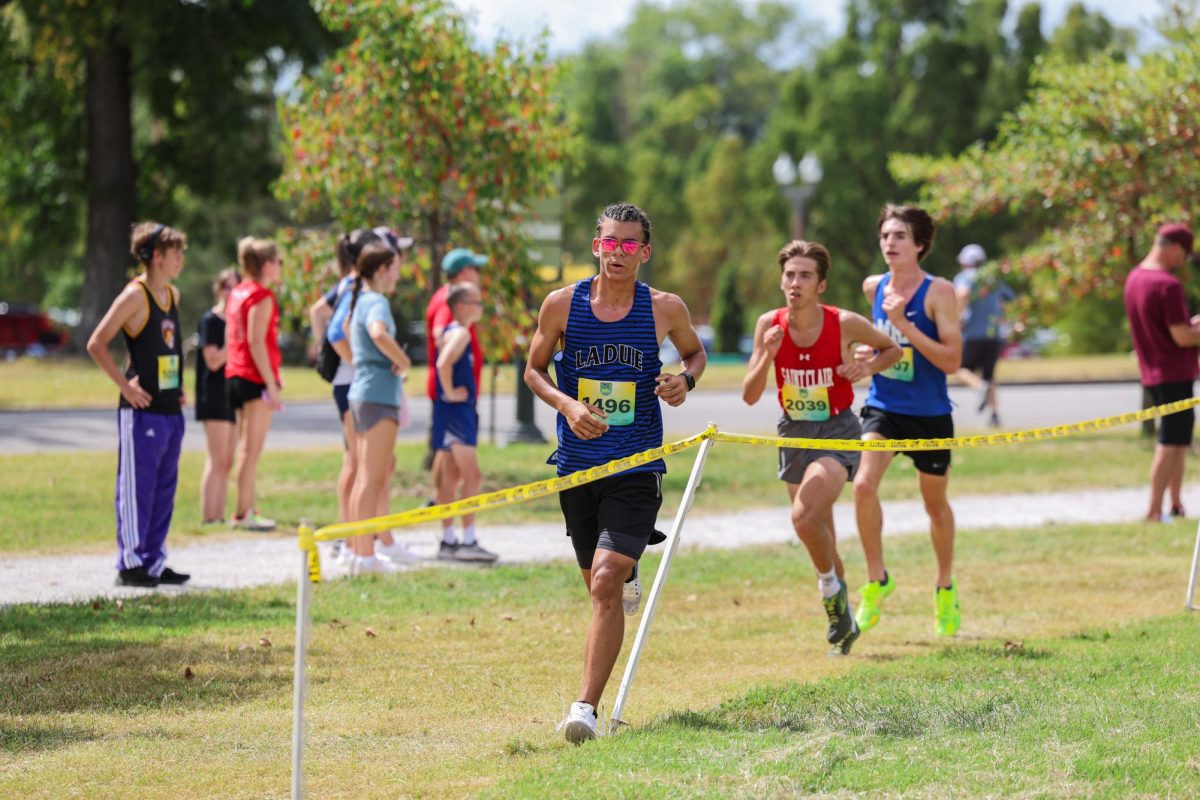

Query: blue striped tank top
left=866, top=273, right=952, bottom=416
left=552, top=278, right=664, bottom=476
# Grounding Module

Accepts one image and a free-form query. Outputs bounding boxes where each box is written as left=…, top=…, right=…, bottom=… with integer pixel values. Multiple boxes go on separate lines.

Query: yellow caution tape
left=298, top=524, right=321, bottom=583
left=308, top=424, right=717, bottom=544
left=714, top=397, right=1200, bottom=451
left=299, top=397, right=1199, bottom=550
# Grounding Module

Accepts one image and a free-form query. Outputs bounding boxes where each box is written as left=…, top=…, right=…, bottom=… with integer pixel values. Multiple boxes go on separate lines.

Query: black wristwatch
left=681, top=371, right=696, bottom=392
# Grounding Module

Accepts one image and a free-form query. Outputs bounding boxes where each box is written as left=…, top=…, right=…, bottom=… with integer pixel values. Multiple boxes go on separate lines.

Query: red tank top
left=225, top=280, right=280, bottom=385
left=772, top=305, right=854, bottom=420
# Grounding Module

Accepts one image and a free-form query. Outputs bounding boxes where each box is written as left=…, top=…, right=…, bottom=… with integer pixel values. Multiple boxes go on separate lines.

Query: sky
left=454, top=0, right=1167, bottom=53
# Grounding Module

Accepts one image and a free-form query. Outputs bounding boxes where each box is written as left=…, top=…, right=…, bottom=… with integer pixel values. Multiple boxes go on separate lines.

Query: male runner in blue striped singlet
left=854, top=204, right=964, bottom=638
left=525, top=202, right=706, bottom=743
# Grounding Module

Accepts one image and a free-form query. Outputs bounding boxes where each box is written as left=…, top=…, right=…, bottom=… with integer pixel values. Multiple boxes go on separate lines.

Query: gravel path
left=4, top=484, right=1197, bottom=607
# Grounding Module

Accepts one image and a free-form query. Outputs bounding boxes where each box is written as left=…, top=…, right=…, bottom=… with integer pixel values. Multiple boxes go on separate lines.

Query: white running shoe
left=622, top=565, right=641, bottom=616
left=376, top=541, right=421, bottom=565
left=557, top=701, right=597, bottom=744
left=349, top=555, right=399, bottom=576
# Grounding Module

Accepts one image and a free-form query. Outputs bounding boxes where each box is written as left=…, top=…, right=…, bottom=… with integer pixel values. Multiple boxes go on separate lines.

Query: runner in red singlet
left=742, top=240, right=901, bottom=656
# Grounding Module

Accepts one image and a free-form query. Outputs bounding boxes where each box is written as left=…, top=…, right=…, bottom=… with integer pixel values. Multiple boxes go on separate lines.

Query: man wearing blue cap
left=424, top=247, right=495, bottom=561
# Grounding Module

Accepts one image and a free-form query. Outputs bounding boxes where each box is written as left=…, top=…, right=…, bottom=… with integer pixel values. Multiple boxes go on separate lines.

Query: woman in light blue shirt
left=345, top=241, right=411, bottom=575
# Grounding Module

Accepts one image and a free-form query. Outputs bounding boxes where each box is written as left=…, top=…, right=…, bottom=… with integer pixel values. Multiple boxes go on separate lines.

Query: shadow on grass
left=0, top=719, right=100, bottom=756
left=0, top=590, right=296, bottom=717
left=2, top=638, right=292, bottom=715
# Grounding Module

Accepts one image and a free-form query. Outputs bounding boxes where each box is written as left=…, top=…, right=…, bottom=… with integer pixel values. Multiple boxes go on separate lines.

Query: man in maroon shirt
left=1124, top=223, right=1200, bottom=521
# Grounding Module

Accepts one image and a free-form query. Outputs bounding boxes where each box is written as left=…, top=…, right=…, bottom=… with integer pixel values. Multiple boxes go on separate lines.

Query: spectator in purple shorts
left=87, top=222, right=191, bottom=588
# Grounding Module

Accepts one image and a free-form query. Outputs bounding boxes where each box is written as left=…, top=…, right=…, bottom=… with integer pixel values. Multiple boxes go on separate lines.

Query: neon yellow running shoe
left=855, top=574, right=895, bottom=633
left=935, top=582, right=961, bottom=637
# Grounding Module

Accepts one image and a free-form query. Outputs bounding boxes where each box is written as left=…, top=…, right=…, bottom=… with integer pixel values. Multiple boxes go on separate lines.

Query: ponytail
left=349, top=273, right=365, bottom=321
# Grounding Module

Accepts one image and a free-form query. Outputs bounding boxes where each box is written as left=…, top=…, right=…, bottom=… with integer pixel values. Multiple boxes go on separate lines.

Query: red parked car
left=0, top=302, right=66, bottom=353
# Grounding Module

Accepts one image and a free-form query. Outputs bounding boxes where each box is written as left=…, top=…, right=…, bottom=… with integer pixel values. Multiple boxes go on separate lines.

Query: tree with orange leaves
left=275, top=0, right=575, bottom=361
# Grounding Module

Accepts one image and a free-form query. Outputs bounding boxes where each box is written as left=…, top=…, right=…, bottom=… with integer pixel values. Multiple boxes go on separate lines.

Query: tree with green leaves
left=711, top=262, right=746, bottom=354
left=891, top=29, right=1200, bottom=349
left=0, top=0, right=332, bottom=343
left=275, top=0, right=574, bottom=360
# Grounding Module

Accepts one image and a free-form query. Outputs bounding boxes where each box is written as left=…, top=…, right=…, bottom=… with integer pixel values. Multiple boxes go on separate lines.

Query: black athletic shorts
left=1147, top=382, right=1195, bottom=446
left=559, top=471, right=664, bottom=569
left=226, top=376, right=267, bottom=412
left=860, top=405, right=954, bottom=476
left=962, top=339, right=1003, bottom=382
left=333, top=383, right=350, bottom=419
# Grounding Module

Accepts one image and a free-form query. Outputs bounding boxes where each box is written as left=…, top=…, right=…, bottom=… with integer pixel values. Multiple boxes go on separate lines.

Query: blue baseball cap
left=442, top=248, right=487, bottom=277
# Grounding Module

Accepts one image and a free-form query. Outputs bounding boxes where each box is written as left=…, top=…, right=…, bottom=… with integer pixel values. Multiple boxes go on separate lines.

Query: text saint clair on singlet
left=574, top=343, right=645, bottom=371
left=780, top=366, right=835, bottom=388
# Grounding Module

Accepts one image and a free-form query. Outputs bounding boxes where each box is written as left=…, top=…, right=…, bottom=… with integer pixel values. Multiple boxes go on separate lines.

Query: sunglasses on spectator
left=597, top=237, right=646, bottom=255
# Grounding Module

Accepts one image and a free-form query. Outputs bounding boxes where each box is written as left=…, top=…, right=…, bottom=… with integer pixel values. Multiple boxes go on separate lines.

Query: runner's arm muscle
left=656, top=292, right=706, bottom=406
left=524, top=289, right=609, bottom=439
left=837, top=311, right=902, bottom=382
left=742, top=311, right=780, bottom=405
left=891, top=279, right=962, bottom=374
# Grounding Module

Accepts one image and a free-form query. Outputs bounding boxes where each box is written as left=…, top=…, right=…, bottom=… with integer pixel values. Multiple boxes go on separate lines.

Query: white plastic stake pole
left=1186, top=516, right=1200, bottom=612
left=607, top=435, right=715, bottom=733
left=291, top=543, right=313, bottom=799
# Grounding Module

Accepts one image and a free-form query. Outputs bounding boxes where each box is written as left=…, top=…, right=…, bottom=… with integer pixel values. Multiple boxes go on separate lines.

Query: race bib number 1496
left=578, top=378, right=636, bottom=426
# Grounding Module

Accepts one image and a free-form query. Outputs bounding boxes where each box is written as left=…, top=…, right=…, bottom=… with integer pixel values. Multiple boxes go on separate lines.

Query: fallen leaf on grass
left=365, top=628, right=378, bottom=638
left=92, top=601, right=103, bottom=611
left=115, top=599, right=124, bottom=611
left=732, top=598, right=742, bottom=606
left=184, top=667, right=195, bottom=680
left=500, top=614, right=516, bottom=622
left=328, top=619, right=348, bottom=629
left=1004, top=640, right=1023, bottom=651
left=259, top=637, right=272, bottom=649
left=469, top=617, right=476, bottom=627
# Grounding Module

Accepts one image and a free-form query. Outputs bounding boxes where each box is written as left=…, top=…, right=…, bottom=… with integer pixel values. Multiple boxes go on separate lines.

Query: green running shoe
left=935, top=582, right=961, bottom=636
left=855, top=574, right=895, bottom=633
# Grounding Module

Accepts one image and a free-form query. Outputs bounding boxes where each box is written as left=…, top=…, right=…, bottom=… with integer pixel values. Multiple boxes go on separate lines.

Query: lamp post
left=773, top=151, right=823, bottom=241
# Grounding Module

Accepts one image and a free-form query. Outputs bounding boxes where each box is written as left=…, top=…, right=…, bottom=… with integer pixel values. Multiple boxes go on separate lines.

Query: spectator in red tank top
left=1124, top=222, right=1200, bottom=522
left=742, top=239, right=900, bottom=657
left=225, top=236, right=283, bottom=532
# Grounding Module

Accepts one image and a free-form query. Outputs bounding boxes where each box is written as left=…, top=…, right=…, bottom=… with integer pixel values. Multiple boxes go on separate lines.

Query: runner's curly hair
left=596, top=202, right=652, bottom=245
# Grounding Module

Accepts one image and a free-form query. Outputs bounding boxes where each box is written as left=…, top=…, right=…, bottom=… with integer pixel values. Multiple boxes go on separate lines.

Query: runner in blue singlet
left=524, top=202, right=706, bottom=744
left=853, top=204, right=964, bottom=640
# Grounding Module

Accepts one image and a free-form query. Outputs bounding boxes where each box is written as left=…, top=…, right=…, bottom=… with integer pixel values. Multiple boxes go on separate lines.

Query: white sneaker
left=557, top=701, right=597, bottom=744
left=376, top=541, right=421, bottom=565
left=349, top=555, right=399, bottom=576
left=622, top=565, right=641, bottom=616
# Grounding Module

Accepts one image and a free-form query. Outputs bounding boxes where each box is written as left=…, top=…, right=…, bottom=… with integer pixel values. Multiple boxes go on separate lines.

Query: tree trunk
left=76, top=28, right=135, bottom=348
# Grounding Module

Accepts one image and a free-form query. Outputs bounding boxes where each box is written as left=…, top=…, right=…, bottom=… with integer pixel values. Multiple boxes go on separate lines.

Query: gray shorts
left=350, top=400, right=399, bottom=433
left=777, top=409, right=862, bottom=484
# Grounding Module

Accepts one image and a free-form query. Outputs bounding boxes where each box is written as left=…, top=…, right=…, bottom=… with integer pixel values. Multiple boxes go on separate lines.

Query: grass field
left=0, top=352, right=1141, bottom=409
left=1, top=519, right=1197, bottom=798
left=0, top=430, right=1177, bottom=555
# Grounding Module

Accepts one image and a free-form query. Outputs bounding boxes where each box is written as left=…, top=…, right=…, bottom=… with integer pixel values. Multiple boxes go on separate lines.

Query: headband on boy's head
left=137, top=224, right=166, bottom=264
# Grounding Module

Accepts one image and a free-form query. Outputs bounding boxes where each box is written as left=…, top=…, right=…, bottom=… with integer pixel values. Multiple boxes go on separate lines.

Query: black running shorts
left=1147, top=381, right=1195, bottom=446
left=860, top=405, right=954, bottom=476
left=961, top=339, right=1003, bottom=382
left=559, top=471, right=663, bottom=569
left=226, top=376, right=267, bottom=412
